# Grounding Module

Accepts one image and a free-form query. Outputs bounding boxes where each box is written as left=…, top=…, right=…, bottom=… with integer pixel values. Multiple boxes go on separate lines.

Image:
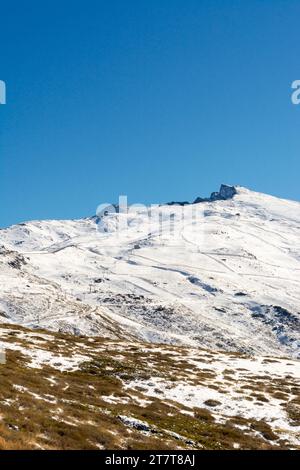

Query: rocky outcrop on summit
left=194, top=184, right=237, bottom=204
left=164, top=184, right=237, bottom=206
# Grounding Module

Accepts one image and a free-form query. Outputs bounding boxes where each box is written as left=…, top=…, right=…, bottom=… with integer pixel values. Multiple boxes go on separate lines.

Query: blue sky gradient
left=0, top=0, right=300, bottom=227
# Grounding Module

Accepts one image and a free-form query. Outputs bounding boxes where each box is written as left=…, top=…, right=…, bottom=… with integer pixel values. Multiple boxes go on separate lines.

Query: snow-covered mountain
left=1, top=322, right=299, bottom=449
left=0, top=185, right=299, bottom=358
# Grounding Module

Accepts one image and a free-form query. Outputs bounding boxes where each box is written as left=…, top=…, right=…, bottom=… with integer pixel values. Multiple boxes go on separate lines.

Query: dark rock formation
left=194, top=184, right=237, bottom=204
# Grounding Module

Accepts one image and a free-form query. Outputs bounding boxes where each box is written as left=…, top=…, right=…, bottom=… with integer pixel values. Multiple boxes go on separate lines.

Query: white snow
left=0, top=339, right=89, bottom=371
left=125, top=350, right=300, bottom=445
left=0, top=185, right=299, bottom=358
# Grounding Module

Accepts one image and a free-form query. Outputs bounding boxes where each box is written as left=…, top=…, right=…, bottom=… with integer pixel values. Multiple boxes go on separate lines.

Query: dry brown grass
left=0, top=323, right=298, bottom=450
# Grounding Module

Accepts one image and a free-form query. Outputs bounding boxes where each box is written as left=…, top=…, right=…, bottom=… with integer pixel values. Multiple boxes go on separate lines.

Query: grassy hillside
left=0, top=323, right=299, bottom=450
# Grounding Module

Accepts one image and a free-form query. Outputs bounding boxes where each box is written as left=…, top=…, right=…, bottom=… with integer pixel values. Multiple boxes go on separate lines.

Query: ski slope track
left=0, top=185, right=300, bottom=359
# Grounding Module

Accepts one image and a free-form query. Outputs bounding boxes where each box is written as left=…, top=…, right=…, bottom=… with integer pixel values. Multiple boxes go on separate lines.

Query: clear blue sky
left=0, top=0, right=300, bottom=227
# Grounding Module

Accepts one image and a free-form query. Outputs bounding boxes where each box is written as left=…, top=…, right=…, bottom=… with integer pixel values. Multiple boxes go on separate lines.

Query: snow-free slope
left=0, top=186, right=299, bottom=358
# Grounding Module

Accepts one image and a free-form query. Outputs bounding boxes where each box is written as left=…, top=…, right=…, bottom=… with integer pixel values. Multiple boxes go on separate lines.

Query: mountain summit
left=0, top=186, right=299, bottom=358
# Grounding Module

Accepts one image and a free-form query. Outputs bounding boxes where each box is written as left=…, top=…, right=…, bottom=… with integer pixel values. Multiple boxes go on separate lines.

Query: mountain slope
left=0, top=186, right=299, bottom=358
left=0, top=323, right=299, bottom=449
